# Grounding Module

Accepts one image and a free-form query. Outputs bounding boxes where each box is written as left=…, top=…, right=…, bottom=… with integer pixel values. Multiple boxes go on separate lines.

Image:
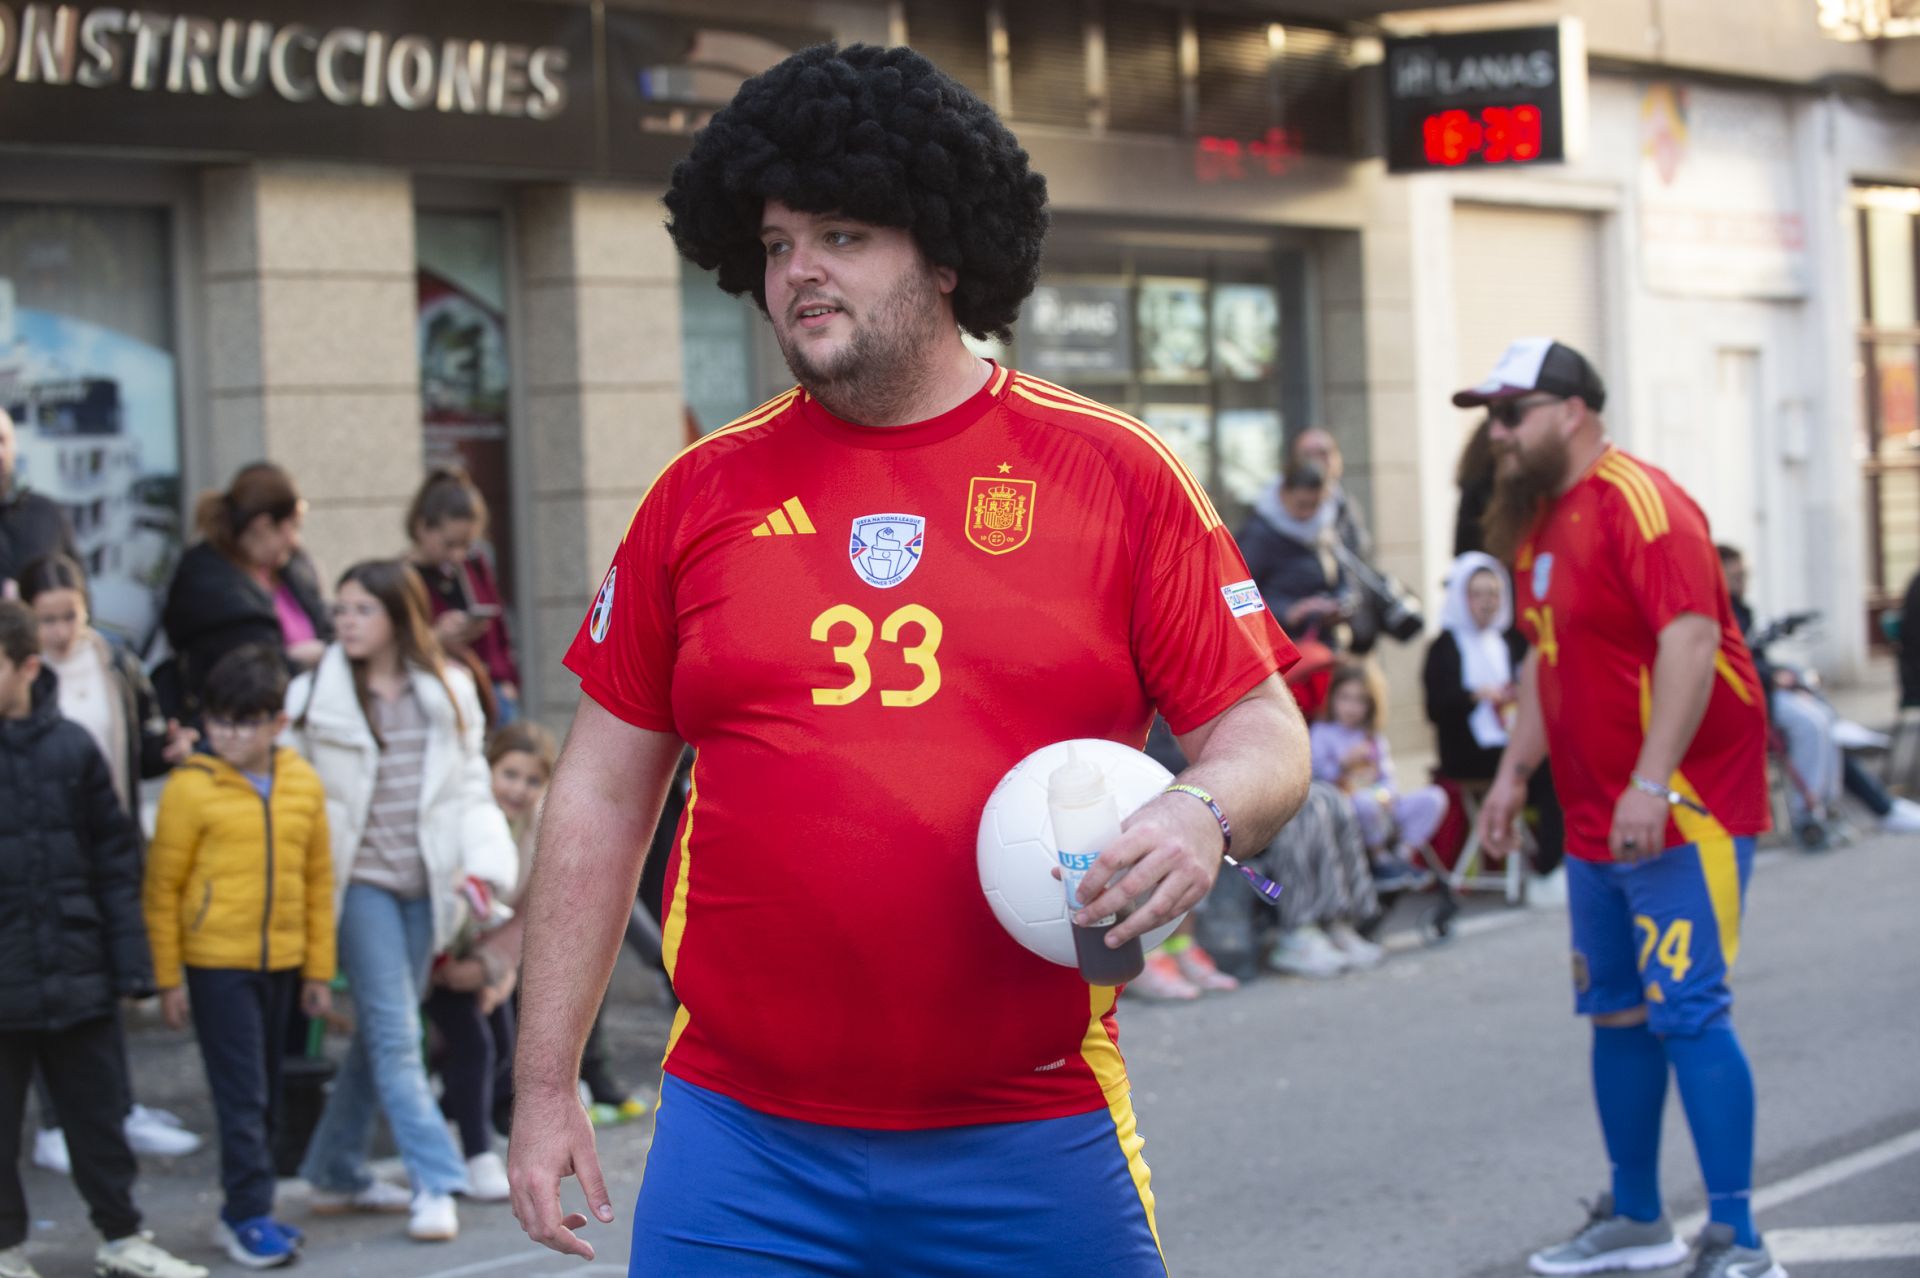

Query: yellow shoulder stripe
left=987, top=364, right=1012, bottom=396
left=1598, top=454, right=1669, bottom=542
left=1009, top=376, right=1221, bottom=531
left=620, top=388, right=801, bottom=546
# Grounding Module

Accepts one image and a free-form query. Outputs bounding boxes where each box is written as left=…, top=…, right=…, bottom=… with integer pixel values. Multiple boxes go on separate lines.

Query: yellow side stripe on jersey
left=660, top=760, right=700, bottom=1065
left=1598, top=455, right=1669, bottom=541
left=1079, top=986, right=1166, bottom=1265
left=1714, top=650, right=1756, bottom=706
left=1639, top=666, right=1743, bottom=968
left=1009, top=377, right=1221, bottom=531
left=621, top=388, right=801, bottom=546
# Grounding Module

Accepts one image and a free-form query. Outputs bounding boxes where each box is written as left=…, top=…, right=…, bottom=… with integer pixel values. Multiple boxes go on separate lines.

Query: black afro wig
left=664, top=43, right=1050, bottom=344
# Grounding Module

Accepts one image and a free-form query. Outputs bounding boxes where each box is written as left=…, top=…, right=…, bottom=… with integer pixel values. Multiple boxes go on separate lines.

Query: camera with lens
left=1329, top=540, right=1426, bottom=649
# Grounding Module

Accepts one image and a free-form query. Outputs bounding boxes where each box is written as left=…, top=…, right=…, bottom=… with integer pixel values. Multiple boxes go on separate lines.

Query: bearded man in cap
left=1469, top=338, right=1783, bottom=1278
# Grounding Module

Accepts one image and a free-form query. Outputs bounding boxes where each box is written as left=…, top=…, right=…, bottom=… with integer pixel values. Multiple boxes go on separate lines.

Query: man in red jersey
left=507, top=44, right=1310, bottom=1275
left=1470, top=339, right=1785, bottom=1278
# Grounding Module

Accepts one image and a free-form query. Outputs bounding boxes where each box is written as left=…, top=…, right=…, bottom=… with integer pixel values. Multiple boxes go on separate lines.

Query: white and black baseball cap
left=1452, top=337, right=1607, bottom=411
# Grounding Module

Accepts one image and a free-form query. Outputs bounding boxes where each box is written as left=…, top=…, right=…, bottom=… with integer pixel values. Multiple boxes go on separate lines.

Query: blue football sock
left=1591, top=1022, right=1668, bottom=1223
left=1665, top=1022, right=1759, bottom=1248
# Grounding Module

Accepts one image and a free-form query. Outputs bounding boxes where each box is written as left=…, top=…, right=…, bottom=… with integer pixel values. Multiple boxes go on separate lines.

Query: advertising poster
left=0, top=206, right=179, bottom=653
left=1137, top=278, right=1209, bottom=381
left=417, top=212, right=516, bottom=605
left=1023, top=283, right=1132, bottom=381
left=1217, top=408, right=1283, bottom=503
left=1142, top=404, right=1213, bottom=486
left=1212, top=284, right=1279, bottom=380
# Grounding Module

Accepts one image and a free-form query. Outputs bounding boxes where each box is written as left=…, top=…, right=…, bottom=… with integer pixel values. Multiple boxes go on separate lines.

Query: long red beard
left=1481, top=437, right=1568, bottom=563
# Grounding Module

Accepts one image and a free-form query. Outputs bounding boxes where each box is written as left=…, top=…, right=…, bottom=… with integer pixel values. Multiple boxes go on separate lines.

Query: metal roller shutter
left=1451, top=202, right=1606, bottom=398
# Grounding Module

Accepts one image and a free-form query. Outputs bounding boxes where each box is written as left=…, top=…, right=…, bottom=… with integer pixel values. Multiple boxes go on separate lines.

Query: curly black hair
left=664, top=43, right=1049, bottom=343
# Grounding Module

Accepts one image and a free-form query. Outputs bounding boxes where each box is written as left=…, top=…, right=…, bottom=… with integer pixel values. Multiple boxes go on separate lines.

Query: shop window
left=1854, top=186, right=1920, bottom=625
left=416, top=210, right=516, bottom=606
left=1003, top=226, right=1306, bottom=523
left=1103, top=2, right=1182, bottom=135
left=0, top=203, right=179, bottom=653
left=681, top=266, right=766, bottom=436
left=902, top=0, right=991, bottom=101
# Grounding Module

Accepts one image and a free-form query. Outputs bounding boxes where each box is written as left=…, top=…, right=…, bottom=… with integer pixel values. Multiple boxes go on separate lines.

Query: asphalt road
left=12, top=829, right=1916, bottom=1277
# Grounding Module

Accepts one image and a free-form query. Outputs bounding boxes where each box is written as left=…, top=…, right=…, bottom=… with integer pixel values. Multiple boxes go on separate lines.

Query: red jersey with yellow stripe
left=1513, top=446, right=1768, bottom=861
left=563, top=365, right=1296, bottom=1129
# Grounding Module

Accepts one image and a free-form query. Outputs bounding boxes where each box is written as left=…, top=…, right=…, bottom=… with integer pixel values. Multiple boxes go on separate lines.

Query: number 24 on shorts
left=1634, top=915, right=1693, bottom=983
left=810, top=603, right=944, bottom=708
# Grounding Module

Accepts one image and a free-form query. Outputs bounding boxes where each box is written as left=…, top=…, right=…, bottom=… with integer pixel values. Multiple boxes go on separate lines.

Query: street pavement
left=11, top=826, right=1915, bottom=1277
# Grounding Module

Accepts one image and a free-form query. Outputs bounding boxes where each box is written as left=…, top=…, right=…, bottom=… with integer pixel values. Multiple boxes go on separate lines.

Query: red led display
left=1420, top=104, right=1544, bottom=167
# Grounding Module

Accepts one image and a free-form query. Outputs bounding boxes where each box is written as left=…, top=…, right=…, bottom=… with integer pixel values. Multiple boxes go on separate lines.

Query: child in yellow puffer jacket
left=141, top=646, right=335, bottom=1269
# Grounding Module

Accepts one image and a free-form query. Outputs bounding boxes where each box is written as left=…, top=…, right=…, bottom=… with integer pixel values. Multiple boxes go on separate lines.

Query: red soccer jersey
left=564, top=365, right=1296, bottom=1129
left=1512, top=446, right=1769, bottom=861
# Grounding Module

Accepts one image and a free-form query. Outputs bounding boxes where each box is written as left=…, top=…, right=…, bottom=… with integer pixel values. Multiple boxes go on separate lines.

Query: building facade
left=2, top=0, right=1914, bottom=743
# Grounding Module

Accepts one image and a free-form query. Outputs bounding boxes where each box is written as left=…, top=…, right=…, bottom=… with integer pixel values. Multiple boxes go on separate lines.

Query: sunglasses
left=1489, top=394, right=1564, bottom=427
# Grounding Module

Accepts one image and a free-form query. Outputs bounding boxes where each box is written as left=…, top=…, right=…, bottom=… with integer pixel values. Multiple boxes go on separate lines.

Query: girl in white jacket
left=285, top=560, right=516, bottom=1245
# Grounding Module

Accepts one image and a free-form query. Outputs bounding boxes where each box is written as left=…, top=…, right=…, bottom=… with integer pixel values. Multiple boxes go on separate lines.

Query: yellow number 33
left=810, top=604, right=944, bottom=708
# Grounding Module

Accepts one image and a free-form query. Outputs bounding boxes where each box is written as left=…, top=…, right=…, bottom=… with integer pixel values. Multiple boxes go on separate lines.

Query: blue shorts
left=628, top=1075, right=1167, bottom=1277
left=1566, top=837, right=1755, bottom=1036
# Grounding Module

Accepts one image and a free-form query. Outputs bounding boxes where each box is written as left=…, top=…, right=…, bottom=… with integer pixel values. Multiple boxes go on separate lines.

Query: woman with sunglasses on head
left=284, top=560, right=517, bottom=1245
left=162, top=463, right=332, bottom=725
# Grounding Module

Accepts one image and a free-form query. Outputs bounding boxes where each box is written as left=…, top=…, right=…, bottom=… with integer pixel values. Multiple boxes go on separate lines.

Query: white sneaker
left=1529, top=866, right=1569, bottom=907
left=0, top=1241, right=42, bottom=1278
left=408, top=1192, right=458, bottom=1242
left=128, top=1104, right=186, bottom=1129
left=464, top=1151, right=511, bottom=1202
left=124, top=1106, right=202, bottom=1157
left=1325, top=921, right=1385, bottom=969
left=93, top=1232, right=210, bottom=1278
left=30, top=1128, right=69, bottom=1175
left=1882, top=797, right=1920, bottom=834
left=1266, top=926, right=1350, bottom=978
left=308, top=1180, right=413, bottom=1215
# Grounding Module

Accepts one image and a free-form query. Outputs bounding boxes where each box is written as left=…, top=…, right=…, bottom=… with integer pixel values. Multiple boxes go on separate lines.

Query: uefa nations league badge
left=849, top=514, right=925, bottom=588
left=1532, top=552, right=1554, bottom=600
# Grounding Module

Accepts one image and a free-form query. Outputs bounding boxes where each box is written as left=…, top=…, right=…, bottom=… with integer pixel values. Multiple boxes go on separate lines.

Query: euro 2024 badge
left=589, top=565, right=617, bottom=643
left=849, top=514, right=925, bottom=588
left=965, top=477, right=1035, bottom=555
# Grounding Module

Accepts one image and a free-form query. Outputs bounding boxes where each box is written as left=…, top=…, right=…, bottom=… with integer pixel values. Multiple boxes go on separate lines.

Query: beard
left=1481, top=431, right=1571, bottom=564
left=772, top=266, right=947, bottom=425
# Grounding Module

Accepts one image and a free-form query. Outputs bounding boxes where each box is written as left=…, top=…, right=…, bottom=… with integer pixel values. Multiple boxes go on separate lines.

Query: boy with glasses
left=142, top=646, right=335, bottom=1269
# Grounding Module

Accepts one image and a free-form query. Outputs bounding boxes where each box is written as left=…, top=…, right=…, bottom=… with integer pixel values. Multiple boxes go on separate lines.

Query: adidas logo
left=751, top=497, right=817, bottom=537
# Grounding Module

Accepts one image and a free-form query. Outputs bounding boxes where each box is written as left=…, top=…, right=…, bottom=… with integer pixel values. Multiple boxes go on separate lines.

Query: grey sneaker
left=1683, top=1223, right=1787, bottom=1278
left=1529, top=1193, right=1690, bottom=1275
left=93, top=1232, right=209, bottom=1278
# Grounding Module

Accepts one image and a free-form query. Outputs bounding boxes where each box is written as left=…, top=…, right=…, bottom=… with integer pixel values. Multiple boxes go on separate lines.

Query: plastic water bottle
left=1047, top=747, right=1146, bottom=986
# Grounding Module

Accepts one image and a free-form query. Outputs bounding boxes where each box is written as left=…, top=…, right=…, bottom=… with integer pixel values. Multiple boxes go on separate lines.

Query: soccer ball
left=977, top=738, right=1187, bottom=967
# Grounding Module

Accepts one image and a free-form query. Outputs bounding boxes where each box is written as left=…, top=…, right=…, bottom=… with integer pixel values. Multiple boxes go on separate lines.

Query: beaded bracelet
left=1163, top=782, right=1231, bottom=857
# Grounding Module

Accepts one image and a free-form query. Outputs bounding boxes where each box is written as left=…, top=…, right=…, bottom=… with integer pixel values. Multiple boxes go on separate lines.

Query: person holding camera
left=1239, top=462, right=1368, bottom=651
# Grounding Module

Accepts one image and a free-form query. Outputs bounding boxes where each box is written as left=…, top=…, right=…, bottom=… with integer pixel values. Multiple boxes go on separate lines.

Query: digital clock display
left=1382, top=23, right=1584, bottom=174
left=1421, top=104, right=1544, bottom=167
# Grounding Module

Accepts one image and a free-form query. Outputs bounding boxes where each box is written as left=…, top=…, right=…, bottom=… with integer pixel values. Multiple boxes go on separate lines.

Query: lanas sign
left=1381, top=22, right=1586, bottom=174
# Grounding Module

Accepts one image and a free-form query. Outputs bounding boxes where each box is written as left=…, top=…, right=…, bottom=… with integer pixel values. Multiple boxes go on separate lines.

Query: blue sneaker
left=269, top=1219, right=304, bottom=1250
left=212, top=1216, right=295, bottom=1269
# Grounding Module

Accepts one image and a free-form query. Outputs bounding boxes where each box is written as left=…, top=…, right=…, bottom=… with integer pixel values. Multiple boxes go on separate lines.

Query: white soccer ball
left=977, top=738, right=1187, bottom=968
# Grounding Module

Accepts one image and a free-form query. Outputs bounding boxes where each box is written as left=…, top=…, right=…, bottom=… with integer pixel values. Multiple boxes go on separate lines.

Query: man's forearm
left=514, top=754, right=671, bottom=1096
left=1633, top=615, right=1721, bottom=785
left=1174, top=679, right=1310, bottom=857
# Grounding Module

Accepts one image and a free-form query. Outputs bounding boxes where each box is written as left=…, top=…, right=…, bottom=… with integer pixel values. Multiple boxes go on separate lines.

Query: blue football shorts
left=626, top=1074, right=1168, bottom=1277
left=1566, top=836, right=1755, bottom=1036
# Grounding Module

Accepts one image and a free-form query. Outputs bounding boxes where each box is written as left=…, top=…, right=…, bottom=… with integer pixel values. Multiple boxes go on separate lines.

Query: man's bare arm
left=509, top=697, right=681, bottom=1259
left=1074, top=674, right=1309, bottom=945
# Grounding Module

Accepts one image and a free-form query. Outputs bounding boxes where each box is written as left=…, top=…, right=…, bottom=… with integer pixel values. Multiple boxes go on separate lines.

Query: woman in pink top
left=161, top=462, right=334, bottom=724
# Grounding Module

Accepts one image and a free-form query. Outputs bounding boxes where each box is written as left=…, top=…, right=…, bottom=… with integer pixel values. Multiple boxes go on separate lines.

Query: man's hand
left=509, top=1087, right=617, bottom=1260
left=433, top=957, right=489, bottom=993
left=479, top=967, right=518, bottom=1016
left=1068, top=793, right=1223, bottom=947
left=301, top=980, right=332, bottom=1019
left=1609, top=786, right=1669, bottom=864
left=1477, top=769, right=1527, bottom=860
left=158, top=986, right=188, bottom=1031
